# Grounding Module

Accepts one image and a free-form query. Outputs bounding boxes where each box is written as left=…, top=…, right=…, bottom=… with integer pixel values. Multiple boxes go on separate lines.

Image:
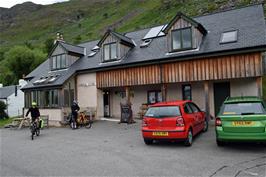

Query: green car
left=215, top=96, right=266, bottom=146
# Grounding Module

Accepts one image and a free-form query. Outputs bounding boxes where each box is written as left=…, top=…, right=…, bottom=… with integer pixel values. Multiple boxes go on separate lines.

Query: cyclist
left=26, top=101, right=41, bottom=129
left=71, top=100, right=80, bottom=129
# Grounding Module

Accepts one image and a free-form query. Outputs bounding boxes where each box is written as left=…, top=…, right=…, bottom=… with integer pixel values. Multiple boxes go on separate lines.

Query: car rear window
left=144, top=106, right=181, bottom=118
left=222, top=102, right=266, bottom=115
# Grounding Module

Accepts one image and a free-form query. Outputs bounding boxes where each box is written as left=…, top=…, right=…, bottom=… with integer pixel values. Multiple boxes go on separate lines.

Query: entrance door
left=103, top=91, right=110, bottom=117
left=213, top=82, right=230, bottom=116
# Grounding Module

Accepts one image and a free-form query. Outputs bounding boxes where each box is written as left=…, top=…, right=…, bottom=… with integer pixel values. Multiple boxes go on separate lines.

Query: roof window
left=140, top=39, right=152, bottom=48
left=220, top=30, right=238, bottom=44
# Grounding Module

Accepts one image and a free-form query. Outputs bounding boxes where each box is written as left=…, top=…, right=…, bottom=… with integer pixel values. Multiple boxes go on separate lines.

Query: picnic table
left=12, top=117, right=30, bottom=129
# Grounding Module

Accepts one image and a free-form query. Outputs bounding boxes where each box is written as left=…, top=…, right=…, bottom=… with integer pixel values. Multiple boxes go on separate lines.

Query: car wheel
left=184, top=129, right=193, bottom=146
left=216, top=139, right=225, bottom=146
left=203, top=119, right=208, bottom=132
left=144, top=139, right=153, bottom=145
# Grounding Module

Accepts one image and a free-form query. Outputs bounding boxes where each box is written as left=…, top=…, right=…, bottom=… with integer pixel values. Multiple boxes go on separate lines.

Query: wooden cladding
left=97, top=53, right=262, bottom=88
left=97, top=65, right=161, bottom=88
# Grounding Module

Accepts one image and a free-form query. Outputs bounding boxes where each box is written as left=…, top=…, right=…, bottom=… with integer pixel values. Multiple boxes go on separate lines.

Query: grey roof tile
left=0, top=85, right=16, bottom=99
left=23, top=4, right=266, bottom=90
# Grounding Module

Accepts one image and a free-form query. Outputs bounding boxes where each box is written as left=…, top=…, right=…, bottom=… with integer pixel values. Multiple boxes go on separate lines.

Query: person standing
left=71, top=100, right=80, bottom=129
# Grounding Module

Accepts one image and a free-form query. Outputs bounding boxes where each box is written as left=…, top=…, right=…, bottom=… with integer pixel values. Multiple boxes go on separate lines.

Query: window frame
left=147, top=90, right=162, bottom=104
left=103, top=42, right=118, bottom=62
left=182, top=84, right=192, bottom=101
left=220, top=30, right=238, bottom=44
left=171, top=27, right=193, bottom=52
left=51, top=54, right=68, bottom=70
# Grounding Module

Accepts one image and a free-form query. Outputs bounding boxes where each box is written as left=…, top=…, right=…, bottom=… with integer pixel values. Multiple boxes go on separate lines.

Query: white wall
left=230, top=78, right=258, bottom=97
left=6, top=88, right=25, bottom=117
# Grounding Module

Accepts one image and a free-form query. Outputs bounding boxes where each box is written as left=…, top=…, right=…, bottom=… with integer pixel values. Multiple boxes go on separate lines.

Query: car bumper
left=142, top=129, right=188, bottom=140
left=216, top=127, right=266, bottom=142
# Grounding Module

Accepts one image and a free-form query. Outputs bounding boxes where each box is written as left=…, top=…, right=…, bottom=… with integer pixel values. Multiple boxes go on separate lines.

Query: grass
left=0, top=118, right=13, bottom=128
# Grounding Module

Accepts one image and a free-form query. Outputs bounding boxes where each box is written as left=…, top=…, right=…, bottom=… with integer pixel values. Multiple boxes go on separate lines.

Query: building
left=0, top=80, right=27, bottom=117
left=22, top=4, right=266, bottom=126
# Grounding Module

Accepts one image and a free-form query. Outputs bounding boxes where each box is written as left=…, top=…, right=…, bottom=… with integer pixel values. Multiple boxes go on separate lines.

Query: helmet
left=32, top=102, right=37, bottom=106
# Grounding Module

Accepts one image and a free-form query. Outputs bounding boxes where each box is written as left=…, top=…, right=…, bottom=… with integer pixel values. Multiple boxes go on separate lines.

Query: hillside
left=0, top=0, right=265, bottom=49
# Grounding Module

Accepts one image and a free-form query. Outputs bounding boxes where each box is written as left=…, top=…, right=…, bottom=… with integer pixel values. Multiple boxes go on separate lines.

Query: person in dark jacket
left=26, top=102, right=40, bottom=128
left=71, top=100, right=80, bottom=129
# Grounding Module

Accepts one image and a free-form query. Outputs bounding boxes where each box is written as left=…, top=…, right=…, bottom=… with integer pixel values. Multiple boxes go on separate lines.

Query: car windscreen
left=144, top=106, right=181, bottom=118
left=222, top=102, right=266, bottom=115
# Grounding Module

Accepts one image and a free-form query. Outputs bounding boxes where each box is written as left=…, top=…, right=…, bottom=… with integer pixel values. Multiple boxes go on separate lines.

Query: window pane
left=44, top=91, right=49, bottom=107
left=182, top=28, right=192, bottom=48
left=157, top=92, right=162, bottom=102
left=104, top=45, right=110, bottom=60
left=64, top=89, right=69, bottom=107
left=148, top=92, right=156, bottom=104
left=189, top=103, right=200, bottom=113
left=110, top=43, right=117, bottom=59
left=52, top=57, right=56, bottom=69
left=182, top=85, right=191, bottom=100
left=220, top=31, right=237, bottom=43
left=56, top=56, right=61, bottom=69
left=184, top=104, right=193, bottom=114
left=172, top=30, right=181, bottom=50
left=61, top=55, right=66, bottom=68
left=145, top=106, right=181, bottom=118
left=222, top=103, right=265, bottom=115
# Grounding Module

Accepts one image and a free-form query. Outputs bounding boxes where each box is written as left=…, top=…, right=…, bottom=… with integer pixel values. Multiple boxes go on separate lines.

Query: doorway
left=103, top=91, right=110, bottom=117
left=213, top=82, right=230, bottom=116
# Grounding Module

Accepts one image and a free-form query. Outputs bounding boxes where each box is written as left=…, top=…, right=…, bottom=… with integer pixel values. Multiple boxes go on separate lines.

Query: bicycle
left=77, top=111, right=92, bottom=129
left=66, top=113, right=77, bottom=129
left=30, top=120, right=40, bottom=140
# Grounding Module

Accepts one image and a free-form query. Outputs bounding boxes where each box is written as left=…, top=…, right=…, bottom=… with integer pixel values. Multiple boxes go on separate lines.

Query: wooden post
left=204, top=81, right=210, bottom=120
left=161, top=84, right=167, bottom=102
left=256, top=77, right=262, bottom=98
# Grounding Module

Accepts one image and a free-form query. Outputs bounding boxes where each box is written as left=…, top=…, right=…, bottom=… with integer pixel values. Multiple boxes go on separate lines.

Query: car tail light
left=215, top=117, right=222, bottom=126
left=176, top=117, right=184, bottom=127
left=142, top=119, right=148, bottom=127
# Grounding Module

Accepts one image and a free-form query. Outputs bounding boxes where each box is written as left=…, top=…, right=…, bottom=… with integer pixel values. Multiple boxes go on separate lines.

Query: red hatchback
left=142, top=100, right=208, bottom=146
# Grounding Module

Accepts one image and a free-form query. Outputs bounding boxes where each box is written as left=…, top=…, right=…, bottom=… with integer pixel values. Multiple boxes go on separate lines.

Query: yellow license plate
left=152, top=132, right=168, bottom=136
left=232, top=121, right=254, bottom=126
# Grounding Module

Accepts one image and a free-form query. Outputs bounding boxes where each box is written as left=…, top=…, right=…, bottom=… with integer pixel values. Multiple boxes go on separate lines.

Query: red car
left=142, top=100, right=208, bottom=146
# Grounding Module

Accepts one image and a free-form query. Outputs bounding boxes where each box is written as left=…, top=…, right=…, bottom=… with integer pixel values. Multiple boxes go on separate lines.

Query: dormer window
left=172, top=27, right=192, bottom=51
left=51, top=54, right=67, bottom=70
left=104, top=42, right=117, bottom=61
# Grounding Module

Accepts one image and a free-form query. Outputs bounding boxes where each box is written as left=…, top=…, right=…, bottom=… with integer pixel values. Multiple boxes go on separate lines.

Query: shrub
left=0, top=101, right=8, bottom=119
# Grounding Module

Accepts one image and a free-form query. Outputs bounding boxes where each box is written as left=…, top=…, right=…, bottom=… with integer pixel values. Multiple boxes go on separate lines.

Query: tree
left=4, top=46, right=46, bottom=84
left=0, top=101, right=8, bottom=119
left=44, top=38, right=55, bottom=54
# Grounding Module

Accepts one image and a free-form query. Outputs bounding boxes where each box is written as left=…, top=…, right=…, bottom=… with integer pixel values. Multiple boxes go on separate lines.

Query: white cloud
left=0, top=0, right=69, bottom=8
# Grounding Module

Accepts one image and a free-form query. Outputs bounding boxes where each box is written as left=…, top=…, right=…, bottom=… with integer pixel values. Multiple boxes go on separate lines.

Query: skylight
left=220, top=30, right=238, bottom=44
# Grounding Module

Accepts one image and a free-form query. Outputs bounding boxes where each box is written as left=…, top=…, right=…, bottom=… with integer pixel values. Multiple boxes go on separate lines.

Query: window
left=148, top=91, right=162, bottom=104
left=189, top=102, right=201, bottom=113
left=103, top=43, right=117, bottom=61
left=51, top=54, right=68, bottom=70
left=182, top=84, right=192, bottom=100
left=145, top=106, right=181, bottom=118
left=172, top=27, right=192, bottom=51
left=221, top=103, right=265, bottom=115
left=26, top=90, right=59, bottom=108
left=220, top=30, right=238, bottom=44
left=184, top=103, right=193, bottom=114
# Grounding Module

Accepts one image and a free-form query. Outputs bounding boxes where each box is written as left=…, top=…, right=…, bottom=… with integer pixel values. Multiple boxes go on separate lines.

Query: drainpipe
left=159, top=63, right=167, bottom=102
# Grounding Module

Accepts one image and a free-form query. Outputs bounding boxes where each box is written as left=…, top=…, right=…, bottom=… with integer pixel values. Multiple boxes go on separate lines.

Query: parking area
left=1, top=120, right=265, bottom=177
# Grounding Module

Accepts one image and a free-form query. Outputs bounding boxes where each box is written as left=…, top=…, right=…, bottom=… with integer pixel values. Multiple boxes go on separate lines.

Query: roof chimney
left=54, top=32, right=64, bottom=44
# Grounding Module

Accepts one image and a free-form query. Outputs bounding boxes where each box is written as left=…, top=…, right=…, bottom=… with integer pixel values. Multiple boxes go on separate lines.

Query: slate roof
left=0, top=86, right=16, bottom=99
left=59, top=41, right=84, bottom=55
left=97, top=30, right=136, bottom=47
left=22, top=4, right=266, bottom=90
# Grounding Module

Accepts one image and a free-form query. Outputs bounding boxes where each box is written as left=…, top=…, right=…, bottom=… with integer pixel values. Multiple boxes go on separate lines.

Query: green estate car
left=215, top=96, right=266, bottom=146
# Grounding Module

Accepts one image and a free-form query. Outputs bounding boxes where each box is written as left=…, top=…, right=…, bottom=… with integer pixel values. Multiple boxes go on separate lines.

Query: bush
left=0, top=101, right=8, bottom=119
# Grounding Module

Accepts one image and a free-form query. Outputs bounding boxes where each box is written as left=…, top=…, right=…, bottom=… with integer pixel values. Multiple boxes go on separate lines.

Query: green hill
left=1, top=0, right=264, bottom=49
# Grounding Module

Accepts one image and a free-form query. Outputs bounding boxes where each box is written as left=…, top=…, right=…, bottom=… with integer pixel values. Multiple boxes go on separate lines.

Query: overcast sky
left=0, top=0, right=69, bottom=8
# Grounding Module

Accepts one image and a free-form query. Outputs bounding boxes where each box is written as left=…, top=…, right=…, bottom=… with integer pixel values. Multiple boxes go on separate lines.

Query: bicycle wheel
left=85, top=122, right=92, bottom=129
left=36, top=129, right=40, bottom=136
